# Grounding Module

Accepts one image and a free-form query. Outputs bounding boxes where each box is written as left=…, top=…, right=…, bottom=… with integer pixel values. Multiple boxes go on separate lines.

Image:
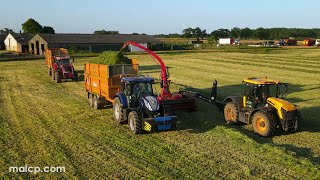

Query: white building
left=4, top=33, right=32, bottom=53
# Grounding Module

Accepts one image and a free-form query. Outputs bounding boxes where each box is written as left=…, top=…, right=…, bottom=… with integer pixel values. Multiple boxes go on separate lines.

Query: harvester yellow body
left=224, top=77, right=299, bottom=136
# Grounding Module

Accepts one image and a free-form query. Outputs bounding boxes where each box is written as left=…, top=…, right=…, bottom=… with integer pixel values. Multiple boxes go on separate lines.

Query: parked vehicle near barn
left=45, top=48, right=77, bottom=83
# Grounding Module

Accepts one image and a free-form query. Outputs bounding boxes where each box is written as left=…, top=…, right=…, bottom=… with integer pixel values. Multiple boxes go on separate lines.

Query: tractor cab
left=243, top=77, right=287, bottom=108
left=121, top=77, right=156, bottom=108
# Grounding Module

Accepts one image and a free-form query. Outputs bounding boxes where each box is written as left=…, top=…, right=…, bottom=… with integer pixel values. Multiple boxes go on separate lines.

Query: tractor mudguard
left=248, top=107, right=275, bottom=123
left=223, top=96, right=243, bottom=107
left=53, top=63, right=58, bottom=70
left=115, top=92, right=128, bottom=108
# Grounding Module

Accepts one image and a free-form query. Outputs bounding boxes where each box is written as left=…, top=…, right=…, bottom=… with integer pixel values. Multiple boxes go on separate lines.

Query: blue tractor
left=113, top=76, right=176, bottom=134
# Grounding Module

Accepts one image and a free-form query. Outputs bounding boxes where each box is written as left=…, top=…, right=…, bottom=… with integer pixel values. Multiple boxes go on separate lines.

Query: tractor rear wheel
left=128, top=111, right=142, bottom=134
left=52, top=70, right=55, bottom=80
left=224, top=102, right=239, bottom=124
left=55, top=72, right=62, bottom=83
left=252, top=111, right=276, bottom=137
left=113, top=97, right=124, bottom=125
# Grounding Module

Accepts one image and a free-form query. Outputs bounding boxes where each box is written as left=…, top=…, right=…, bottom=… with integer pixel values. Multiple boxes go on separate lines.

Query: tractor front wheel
left=113, top=97, right=124, bottom=125
left=224, top=102, right=239, bottom=124
left=55, top=72, right=62, bottom=83
left=252, top=111, right=276, bottom=137
left=128, top=111, right=142, bottom=134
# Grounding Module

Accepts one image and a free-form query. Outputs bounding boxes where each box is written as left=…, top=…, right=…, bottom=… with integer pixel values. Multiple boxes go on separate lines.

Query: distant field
left=158, top=38, right=208, bottom=44
left=0, top=48, right=319, bottom=179
left=158, top=38, right=313, bottom=47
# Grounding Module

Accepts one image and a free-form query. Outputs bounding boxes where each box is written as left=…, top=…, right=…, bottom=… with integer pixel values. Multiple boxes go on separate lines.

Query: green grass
left=0, top=49, right=320, bottom=179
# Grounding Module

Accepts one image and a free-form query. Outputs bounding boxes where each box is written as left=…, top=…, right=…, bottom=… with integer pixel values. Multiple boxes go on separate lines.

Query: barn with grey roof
left=28, top=33, right=161, bottom=55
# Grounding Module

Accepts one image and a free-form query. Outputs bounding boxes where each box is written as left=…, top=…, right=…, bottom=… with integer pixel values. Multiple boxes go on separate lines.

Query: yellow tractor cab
left=223, top=77, right=299, bottom=137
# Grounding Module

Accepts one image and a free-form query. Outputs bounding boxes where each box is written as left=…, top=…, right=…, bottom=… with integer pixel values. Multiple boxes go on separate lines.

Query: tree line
left=2, top=19, right=319, bottom=40
left=154, top=27, right=320, bottom=40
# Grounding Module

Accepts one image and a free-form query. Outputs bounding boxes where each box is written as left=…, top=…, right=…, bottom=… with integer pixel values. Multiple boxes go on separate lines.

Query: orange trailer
left=84, top=59, right=139, bottom=106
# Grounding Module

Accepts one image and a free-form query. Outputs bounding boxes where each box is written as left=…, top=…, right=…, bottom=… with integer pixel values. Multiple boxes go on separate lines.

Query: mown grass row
left=1, top=49, right=320, bottom=179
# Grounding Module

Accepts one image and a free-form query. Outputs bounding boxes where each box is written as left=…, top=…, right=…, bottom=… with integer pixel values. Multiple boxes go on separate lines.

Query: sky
left=1, top=0, right=320, bottom=35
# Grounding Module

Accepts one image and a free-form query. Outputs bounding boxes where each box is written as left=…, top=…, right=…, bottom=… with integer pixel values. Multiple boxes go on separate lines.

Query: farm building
left=28, top=34, right=161, bottom=55
left=4, top=33, right=33, bottom=53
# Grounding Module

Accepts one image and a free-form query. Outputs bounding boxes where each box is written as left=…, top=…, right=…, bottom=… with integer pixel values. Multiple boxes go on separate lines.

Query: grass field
left=0, top=48, right=319, bottom=179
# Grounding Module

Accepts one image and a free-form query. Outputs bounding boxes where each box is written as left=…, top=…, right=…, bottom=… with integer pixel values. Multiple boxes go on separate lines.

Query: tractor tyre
left=252, top=111, right=276, bottom=137
left=52, top=70, right=55, bottom=80
left=293, top=111, right=301, bottom=132
left=224, top=102, right=239, bottom=124
left=113, top=97, right=124, bottom=125
left=55, top=72, right=62, bottom=83
left=128, top=111, right=142, bottom=134
left=93, top=95, right=101, bottom=110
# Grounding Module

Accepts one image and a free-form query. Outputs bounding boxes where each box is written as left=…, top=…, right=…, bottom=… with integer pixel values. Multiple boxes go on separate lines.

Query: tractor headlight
left=145, top=101, right=153, bottom=111
left=143, top=96, right=159, bottom=112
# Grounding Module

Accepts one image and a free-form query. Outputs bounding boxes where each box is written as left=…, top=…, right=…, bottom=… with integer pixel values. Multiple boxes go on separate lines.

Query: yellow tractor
left=223, top=77, right=299, bottom=136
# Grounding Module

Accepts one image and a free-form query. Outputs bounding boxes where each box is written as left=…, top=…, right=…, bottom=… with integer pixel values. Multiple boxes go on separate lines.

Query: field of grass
left=0, top=48, right=319, bottom=179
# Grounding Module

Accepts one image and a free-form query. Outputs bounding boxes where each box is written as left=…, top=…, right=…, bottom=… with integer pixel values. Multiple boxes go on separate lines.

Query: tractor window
left=277, top=84, right=288, bottom=98
left=245, top=83, right=255, bottom=98
left=132, top=83, right=153, bottom=96
left=267, top=85, right=277, bottom=98
left=57, top=59, right=70, bottom=65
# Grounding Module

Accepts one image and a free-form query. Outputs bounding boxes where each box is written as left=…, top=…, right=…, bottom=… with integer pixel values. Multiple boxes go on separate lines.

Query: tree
left=230, top=27, right=241, bottom=38
left=254, top=27, right=271, bottom=40
left=200, top=29, right=207, bottom=40
left=240, top=27, right=253, bottom=39
left=22, top=18, right=42, bottom=34
left=94, top=29, right=119, bottom=35
left=211, top=29, right=230, bottom=38
left=42, top=26, right=55, bottom=34
left=193, top=27, right=202, bottom=41
left=182, top=27, right=193, bottom=39
left=0, top=28, right=13, bottom=34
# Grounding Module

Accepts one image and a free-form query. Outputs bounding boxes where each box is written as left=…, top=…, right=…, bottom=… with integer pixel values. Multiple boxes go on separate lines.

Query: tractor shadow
left=76, top=70, right=85, bottom=81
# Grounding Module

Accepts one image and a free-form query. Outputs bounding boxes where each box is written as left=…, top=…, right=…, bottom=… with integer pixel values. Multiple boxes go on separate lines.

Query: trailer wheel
left=252, top=111, right=276, bottom=137
left=224, top=102, right=239, bottom=124
left=113, top=97, right=124, bottom=125
left=128, top=111, right=142, bottom=134
left=55, top=72, right=62, bottom=83
left=88, top=93, right=94, bottom=107
left=93, top=95, right=101, bottom=110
